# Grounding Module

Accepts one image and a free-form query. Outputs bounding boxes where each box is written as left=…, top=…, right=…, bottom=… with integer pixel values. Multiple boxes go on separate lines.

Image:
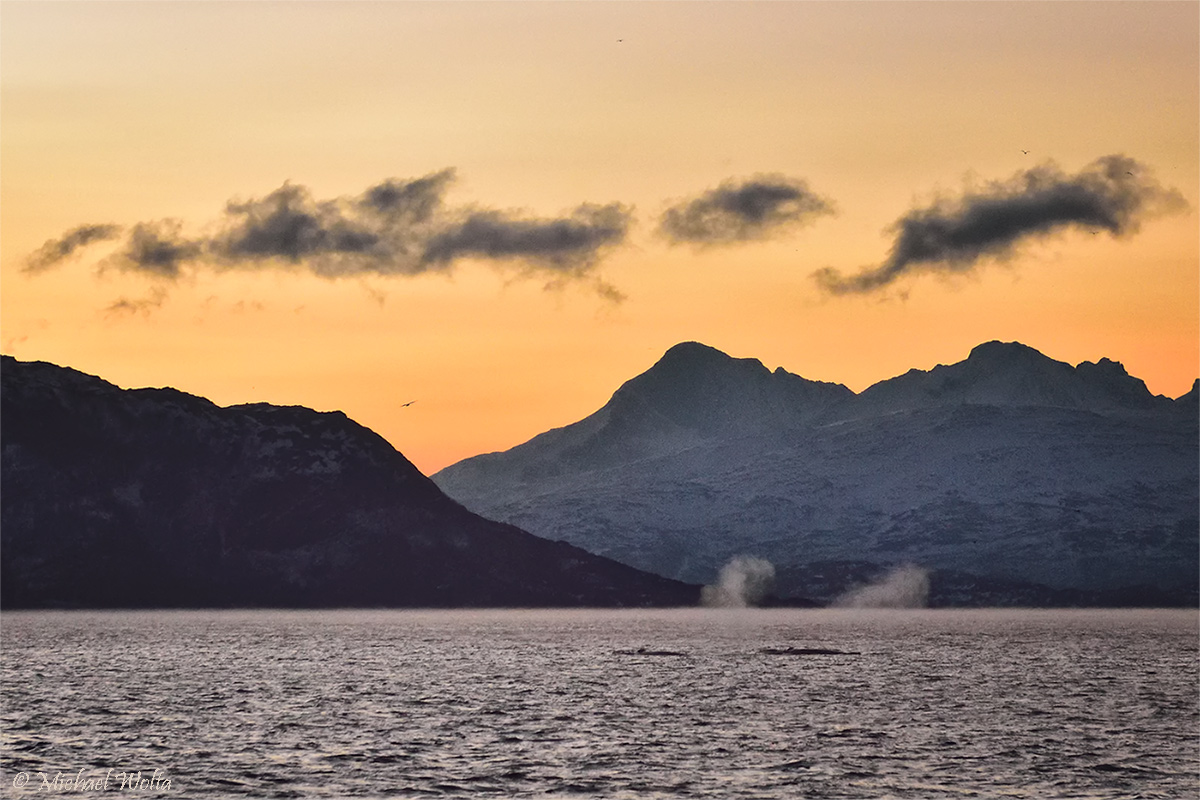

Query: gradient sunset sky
left=3, top=1, right=1197, bottom=474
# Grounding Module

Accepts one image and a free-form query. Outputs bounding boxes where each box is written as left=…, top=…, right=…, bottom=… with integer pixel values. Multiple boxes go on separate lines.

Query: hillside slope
left=1, top=356, right=700, bottom=608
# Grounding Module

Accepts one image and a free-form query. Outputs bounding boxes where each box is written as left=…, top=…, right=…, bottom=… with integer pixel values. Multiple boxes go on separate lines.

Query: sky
left=2, top=1, right=1197, bottom=474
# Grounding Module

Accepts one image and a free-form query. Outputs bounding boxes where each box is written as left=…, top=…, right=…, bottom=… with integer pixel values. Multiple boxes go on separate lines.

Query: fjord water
left=2, top=609, right=1196, bottom=799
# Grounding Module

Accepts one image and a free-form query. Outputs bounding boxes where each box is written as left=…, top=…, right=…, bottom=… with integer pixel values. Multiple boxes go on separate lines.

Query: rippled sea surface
left=2, top=609, right=1197, bottom=799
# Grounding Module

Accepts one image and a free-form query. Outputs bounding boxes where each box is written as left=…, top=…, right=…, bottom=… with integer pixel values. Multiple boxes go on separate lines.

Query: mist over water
left=834, top=564, right=931, bottom=608
left=700, top=556, right=776, bottom=607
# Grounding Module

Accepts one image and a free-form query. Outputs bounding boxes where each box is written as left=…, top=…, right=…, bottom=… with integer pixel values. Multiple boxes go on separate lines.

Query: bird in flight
left=400, top=400, right=417, bottom=408
left=1020, top=149, right=1029, bottom=154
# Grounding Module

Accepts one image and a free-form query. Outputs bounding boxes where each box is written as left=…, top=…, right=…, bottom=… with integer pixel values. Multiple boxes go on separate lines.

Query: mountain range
left=0, top=355, right=699, bottom=608
left=434, top=341, right=1199, bottom=606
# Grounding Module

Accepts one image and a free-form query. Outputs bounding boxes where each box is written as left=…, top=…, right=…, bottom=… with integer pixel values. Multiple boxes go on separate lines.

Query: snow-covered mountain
left=1, top=356, right=699, bottom=608
left=854, top=340, right=1177, bottom=415
left=434, top=341, right=1199, bottom=605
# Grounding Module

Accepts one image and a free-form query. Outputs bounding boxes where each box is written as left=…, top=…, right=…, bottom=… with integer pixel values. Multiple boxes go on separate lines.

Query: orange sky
left=3, top=1, right=1197, bottom=474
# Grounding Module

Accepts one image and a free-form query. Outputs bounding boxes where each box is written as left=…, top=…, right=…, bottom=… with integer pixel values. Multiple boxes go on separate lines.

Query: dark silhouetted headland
left=0, top=356, right=700, bottom=609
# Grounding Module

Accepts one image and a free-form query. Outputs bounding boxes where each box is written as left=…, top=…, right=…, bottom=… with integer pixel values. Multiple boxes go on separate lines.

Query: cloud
left=814, top=154, right=1189, bottom=295
left=24, top=224, right=123, bottom=272
left=591, top=278, right=627, bottom=305
left=211, top=182, right=389, bottom=273
left=103, top=286, right=169, bottom=317
left=658, top=174, right=835, bottom=245
left=358, top=168, right=455, bottom=222
left=27, top=170, right=631, bottom=296
left=111, top=221, right=203, bottom=279
left=220, top=183, right=379, bottom=260
left=210, top=170, right=458, bottom=277
left=422, top=202, right=633, bottom=272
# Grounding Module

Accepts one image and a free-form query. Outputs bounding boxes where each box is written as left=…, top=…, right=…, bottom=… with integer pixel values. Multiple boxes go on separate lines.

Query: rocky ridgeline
left=434, top=341, right=1199, bottom=606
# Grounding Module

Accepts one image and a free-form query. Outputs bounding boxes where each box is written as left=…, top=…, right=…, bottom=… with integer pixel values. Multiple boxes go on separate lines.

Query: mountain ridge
left=434, top=340, right=1198, bottom=605
left=1, top=354, right=701, bottom=609
left=851, top=340, right=1176, bottom=416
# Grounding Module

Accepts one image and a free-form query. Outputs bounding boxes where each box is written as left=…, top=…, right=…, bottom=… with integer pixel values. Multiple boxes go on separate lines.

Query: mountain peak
left=435, top=342, right=854, bottom=482
left=659, top=340, right=736, bottom=365
left=612, top=342, right=850, bottom=435
left=649, top=341, right=768, bottom=382
left=859, top=341, right=1164, bottom=414
left=966, top=340, right=1048, bottom=364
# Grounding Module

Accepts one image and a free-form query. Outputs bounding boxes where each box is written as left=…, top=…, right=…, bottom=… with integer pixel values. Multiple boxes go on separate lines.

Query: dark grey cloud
left=359, top=168, right=455, bottom=221
left=29, top=170, right=631, bottom=295
left=211, top=183, right=386, bottom=271
left=422, top=203, right=633, bottom=272
left=24, top=224, right=123, bottom=272
left=113, top=221, right=203, bottom=279
left=658, top=174, right=835, bottom=245
left=814, top=155, right=1188, bottom=295
left=210, top=171, right=460, bottom=277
